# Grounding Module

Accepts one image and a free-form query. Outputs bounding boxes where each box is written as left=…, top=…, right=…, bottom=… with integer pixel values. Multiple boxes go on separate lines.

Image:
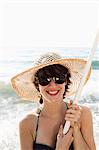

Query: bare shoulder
left=19, top=112, right=39, bottom=140
left=81, top=105, right=92, bottom=117
left=20, top=112, right=38, bottom=126
left=80, top=105, right=93, bottom=126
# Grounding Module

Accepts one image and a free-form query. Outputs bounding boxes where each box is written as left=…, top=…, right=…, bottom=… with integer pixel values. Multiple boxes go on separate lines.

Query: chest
left=35, top=117, right=65, bottom=147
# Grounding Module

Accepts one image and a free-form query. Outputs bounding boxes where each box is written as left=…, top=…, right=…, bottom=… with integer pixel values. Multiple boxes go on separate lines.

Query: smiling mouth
left=47, top=90, right=59, bottom=96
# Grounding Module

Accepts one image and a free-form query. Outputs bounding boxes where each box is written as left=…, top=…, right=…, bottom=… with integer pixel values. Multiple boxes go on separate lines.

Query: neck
left=40, top=100, right=66, bottom=119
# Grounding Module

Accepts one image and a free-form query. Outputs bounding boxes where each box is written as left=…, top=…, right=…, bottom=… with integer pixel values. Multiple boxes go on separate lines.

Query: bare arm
left=65, top=104, right=96, bottom=150
left=73, top=106, right=96, bottom=150
left=19, top=115, right=35, bottom=150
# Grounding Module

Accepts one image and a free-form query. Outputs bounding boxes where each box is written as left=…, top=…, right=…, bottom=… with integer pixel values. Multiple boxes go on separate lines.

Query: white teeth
left=48, top=91, right=58, bottom=94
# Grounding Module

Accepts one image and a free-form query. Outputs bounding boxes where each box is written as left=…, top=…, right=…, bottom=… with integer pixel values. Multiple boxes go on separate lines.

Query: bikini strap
left=34, top=103, right=68, bottom=142
left=34, top=109, right=41, bottom=142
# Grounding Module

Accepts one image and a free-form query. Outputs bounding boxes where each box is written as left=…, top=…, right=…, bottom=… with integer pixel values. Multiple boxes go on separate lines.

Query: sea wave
left=92, top=60, right=99, bottom=70
left=0, top=79, right=99, bottom=102
left=0, top=81, right=16, bottom=97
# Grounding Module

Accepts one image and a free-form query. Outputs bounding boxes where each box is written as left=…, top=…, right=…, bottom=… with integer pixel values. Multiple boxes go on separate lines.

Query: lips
left=47, top=90, right=59, bottom=96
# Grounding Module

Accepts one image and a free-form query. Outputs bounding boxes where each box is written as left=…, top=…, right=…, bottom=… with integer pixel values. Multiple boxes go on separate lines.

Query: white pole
left=63, top=30, right=99, bottom=134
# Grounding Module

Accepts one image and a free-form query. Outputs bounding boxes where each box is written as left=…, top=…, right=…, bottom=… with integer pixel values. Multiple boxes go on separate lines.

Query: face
left=34, top=64, right=70, bottom=103
left=39, top=78, right=67, bottom=103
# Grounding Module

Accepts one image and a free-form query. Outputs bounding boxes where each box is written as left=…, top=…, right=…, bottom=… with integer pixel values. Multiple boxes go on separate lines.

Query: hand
left=56, top=125, right=74, bottom=150
left=65, top=101, right=82, bottom=128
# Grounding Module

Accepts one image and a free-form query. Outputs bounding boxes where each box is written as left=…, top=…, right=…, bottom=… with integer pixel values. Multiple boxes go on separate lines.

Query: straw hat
left=11, top=52, right=91, bottom=101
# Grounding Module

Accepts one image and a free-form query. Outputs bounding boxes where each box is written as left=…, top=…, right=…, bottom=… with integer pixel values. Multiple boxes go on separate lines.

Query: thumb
left=66, top=128, right=74, bottom=143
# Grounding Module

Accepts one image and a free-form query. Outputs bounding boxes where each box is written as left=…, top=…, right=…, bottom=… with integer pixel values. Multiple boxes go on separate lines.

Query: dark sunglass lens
left=55, top=79, right=65, bottom=84
left=38, top=77, right=50, bottom=86
left=55, top=76, right=66, bottom=84
left=38, top=74, right=66, bottom=86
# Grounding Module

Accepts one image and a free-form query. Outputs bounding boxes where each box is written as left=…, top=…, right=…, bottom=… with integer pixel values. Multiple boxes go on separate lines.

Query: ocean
left=0, top=48, right=99, bottom=150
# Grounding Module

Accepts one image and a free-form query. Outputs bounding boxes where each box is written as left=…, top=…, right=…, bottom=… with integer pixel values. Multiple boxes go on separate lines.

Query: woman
left=11, top=52, right=96, bottom=150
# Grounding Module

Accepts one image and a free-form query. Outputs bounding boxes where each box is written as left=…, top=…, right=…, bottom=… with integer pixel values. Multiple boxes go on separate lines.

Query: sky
left=0, top=0, right=99, bottom=50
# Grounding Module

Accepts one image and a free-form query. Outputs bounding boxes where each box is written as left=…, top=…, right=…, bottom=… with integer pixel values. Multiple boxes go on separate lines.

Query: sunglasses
left=38, top=75, right=67, bottom=86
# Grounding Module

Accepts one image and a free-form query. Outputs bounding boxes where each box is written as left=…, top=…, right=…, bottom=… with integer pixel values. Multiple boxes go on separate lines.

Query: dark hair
left=33, top=64, right=71, bottom=104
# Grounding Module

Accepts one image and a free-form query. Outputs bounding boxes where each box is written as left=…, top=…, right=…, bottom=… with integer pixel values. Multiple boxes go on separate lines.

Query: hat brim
left=11, top=58, right=91, bottom=101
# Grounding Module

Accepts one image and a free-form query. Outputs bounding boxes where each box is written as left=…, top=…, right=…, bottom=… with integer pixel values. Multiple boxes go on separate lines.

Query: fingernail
left=69, top=100, right=73, bottom=105
left=75, top=105, right=79, bottom=110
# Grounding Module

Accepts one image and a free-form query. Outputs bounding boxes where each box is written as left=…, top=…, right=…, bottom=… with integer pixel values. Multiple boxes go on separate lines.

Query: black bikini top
left=33, top=110, right=55, bottom=150
left=33, top=104, right=74, bottom=150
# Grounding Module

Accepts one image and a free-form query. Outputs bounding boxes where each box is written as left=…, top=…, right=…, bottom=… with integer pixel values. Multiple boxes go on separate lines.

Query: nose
left=49, top=80, right=57, bottom=87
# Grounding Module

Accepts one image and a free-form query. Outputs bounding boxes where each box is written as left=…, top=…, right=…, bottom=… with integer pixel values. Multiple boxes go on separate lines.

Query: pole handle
left=63, top=30, right=99, bottom=134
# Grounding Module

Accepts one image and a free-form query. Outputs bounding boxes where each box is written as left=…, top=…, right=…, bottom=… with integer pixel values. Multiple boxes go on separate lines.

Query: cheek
left=62, top=83, right=66, bottom=91
left=38, top=85, right=46, bottom=95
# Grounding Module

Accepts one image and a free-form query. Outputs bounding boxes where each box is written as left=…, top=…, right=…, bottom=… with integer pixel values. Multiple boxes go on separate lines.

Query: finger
left=57, top=125, right=63, bottom=139
left=65, top=114, right=75, bottom=119
left=69, top=100, right=73, bottom=106
left=67, top=100, right=73, bottom=109
left=64, top=128, right=73, bottom=140
left=67, top=127, right=73, bottom=135
left=63, top=128, right=74, bottom=149
left=66, top=110, right=81, bottom=117
left=69, top=104, right=82, bottom=111
left=75, top=105, right=79, bottom=110
left=65, top=117, right=79, bottom=122
left=65, top=113, right=81, bottom=121
left=65, top=118, right=75, bottom=122
left=69, top=104, right=78, bottom=109
left=66, top=109, right=76, bottom=114
left=66, top=108, right=81, bottom=116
